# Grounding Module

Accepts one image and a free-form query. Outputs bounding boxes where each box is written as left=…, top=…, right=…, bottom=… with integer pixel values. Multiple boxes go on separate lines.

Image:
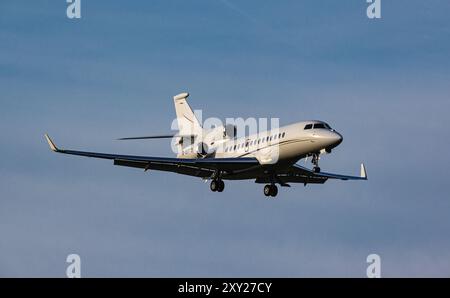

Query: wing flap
left=114, top=159, right=148, bottom=169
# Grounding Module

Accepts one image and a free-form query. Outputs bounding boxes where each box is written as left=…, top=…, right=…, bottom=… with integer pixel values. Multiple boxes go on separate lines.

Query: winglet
left=360, top=163, right=367, bottom=180
left=44, top=134, right=59, bottom=152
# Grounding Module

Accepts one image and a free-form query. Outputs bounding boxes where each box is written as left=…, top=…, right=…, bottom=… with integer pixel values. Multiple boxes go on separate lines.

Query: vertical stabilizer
left=173, top=92, right=202, bottom=136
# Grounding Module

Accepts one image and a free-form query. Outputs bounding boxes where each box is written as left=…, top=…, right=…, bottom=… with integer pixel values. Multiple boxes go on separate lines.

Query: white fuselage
left=183, top=120, right=343, bottom=166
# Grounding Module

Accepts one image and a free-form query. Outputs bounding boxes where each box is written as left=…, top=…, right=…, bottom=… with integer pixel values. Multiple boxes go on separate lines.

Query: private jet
left=45, top=92, right=367, bottom=197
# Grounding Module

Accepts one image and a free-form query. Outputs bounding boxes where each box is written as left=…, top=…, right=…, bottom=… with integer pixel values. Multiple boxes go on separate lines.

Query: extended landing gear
left=210, top=179, right=225, bottom=192
left=263, top=184, right=278, bottom=197
left=311, top=153, right=321, bottom=173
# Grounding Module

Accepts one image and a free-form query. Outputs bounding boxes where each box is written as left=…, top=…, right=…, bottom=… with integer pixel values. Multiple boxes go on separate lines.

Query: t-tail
left=173, top=92, right=203, bottom=137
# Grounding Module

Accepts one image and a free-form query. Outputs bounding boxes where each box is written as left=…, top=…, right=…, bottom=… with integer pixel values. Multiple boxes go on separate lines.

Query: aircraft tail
left=173, top=92, right=202, bottom=136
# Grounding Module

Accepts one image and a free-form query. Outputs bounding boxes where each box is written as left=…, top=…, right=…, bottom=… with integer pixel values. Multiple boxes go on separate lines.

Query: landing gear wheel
left=210, top=180, right=224, bottom=192
left=270, top=184, right=278, bottom=197
left=217, top=180, right=225, bottom=192
left=313, top=166, right=321, bottom=173
left=210, top=180, right=219, bottom=192
left=264, top=184, right=278, bottom=197
left=264, top=185, right=272, bottom=196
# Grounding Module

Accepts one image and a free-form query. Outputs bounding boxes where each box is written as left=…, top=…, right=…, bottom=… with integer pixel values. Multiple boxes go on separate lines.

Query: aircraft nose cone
left=333, top=132, right=343, bottom=146
left=321, top=131, right=343, bottom=148
left=312, top=130, right=343, bottom=148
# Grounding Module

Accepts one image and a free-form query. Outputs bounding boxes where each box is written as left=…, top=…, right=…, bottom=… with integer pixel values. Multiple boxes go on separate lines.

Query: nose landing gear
left=263, top=184, right=278, bottom=197
left=311, top=153, right=321, bottom=173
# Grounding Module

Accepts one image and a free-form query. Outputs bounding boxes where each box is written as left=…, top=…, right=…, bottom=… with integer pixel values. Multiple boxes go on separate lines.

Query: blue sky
left=1, top=0, right=450, bottom=277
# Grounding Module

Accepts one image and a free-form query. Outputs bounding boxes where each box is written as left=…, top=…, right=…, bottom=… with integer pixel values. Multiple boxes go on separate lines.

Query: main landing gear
left=263, top=184, right=278, bottom=197
left=210, top=179, right=225, bottom=192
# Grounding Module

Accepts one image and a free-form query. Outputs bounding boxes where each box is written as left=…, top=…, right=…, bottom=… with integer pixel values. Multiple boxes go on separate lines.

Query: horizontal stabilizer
left=117, top=134, right=175, bottom=140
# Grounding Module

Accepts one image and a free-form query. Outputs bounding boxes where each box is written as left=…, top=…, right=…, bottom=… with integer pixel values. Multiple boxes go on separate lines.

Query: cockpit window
left=313, top=123, right=332, bottom=129
left=304, top=124, right=313, bottom=130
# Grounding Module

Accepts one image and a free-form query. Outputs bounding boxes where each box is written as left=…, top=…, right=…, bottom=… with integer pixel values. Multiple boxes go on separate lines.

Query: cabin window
left=233, top=145, right=237, bottom=150
left=282, top=132, right=286, bottom=138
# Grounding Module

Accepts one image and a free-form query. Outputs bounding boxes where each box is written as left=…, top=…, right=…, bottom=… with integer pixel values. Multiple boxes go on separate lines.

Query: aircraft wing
left=289, top=163, right=367, bottom=181
left=44, top=134, right=259, bottom=178
left=256, top=163, right=367, bottom=185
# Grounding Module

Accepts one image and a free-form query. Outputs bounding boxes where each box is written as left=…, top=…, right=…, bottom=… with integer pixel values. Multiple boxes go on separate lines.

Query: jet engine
left=224, top=124, right=237, bottom=139
left=197, top=142, right=214, bottom=157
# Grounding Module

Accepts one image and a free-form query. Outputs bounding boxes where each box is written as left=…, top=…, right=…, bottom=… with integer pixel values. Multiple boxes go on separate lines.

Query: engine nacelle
left=193, top=125, right=237, bottom=157
left=203, top=125, right=237, bottom=142
left=197, top=142, right=215, bottom=157
left=224, top=124, right=237, bottom=139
